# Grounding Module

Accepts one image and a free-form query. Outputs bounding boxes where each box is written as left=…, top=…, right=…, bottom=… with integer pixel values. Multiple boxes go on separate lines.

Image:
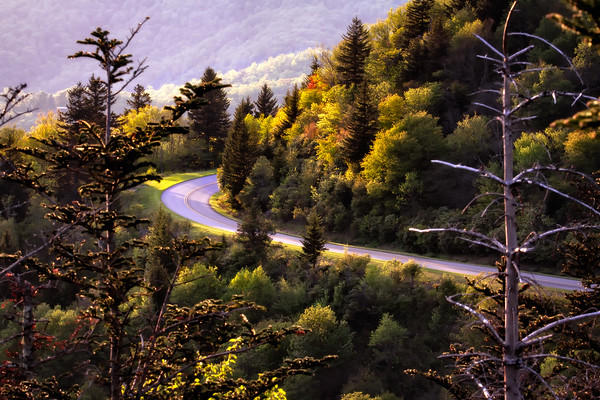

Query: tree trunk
left=21, top=281, right=34, bottom=376
left=109, top=313, right=122, bottom=400
left=105, top=72, right=116, bottom=253
left=502, top=44, right=520, bottom=400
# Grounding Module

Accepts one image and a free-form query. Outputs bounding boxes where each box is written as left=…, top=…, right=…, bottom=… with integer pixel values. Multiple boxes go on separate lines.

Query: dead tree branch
left=0, top=84, right=36, bottom=127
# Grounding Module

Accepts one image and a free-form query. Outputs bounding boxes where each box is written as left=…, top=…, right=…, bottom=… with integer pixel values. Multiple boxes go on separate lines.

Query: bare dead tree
left=0, top=84, right=36, bottom=128
left=409, top=2, right=600, bottom=399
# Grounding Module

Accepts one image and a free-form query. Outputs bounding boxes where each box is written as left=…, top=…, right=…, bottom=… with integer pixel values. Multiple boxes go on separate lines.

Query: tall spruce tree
left=274, top=84, right=300, bottom=139
left=341, top=81, right=379, bottom=167
left=335, top=16, right=372, bottom=87
left=400, top=0, right=434, bottom=49
left=300, top=209, right=327, bottom=268
left=189, top=66, right=231, bottom=166
left=218, top=97, right=258, bottom=208
left=254, top=83, right=278, bottom=117
left=126, top=83, right=152, bottom=113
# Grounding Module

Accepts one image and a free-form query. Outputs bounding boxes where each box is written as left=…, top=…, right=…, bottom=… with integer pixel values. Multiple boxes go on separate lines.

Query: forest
left=1, top=0, right=600, bottom=399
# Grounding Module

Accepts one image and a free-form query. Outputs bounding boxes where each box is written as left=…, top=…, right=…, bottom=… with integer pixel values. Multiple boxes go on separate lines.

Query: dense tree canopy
left=4, top=1, right=600, bottom=399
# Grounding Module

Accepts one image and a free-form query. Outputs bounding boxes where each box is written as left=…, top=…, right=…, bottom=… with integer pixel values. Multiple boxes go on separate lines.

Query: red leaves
left=306, top=74, right=328, bottom=91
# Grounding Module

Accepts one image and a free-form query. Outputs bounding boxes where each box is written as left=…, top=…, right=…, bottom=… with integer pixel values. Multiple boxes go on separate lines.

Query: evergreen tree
left=126, top=83, right=152, bottom=113
left=300, top=209, right=327, bottom=268
left=423, top=18, right=450, bottom=76
left=254, top=83, right=278, bottom=117
left=218, top=97, right=258, bottom=208
left=145, top=208, right=176, bottom=310
left=401, top=0, right=434, bottom=48
left=85, top=75, right=110, bottom=122
left=274, top=84, right=300, bottom=139
left=269, top=85, right=301, bottom=184
left=60, top=75, right=107, bottom=130
left=335, top=16, right=372, bottom=87
left=310, top=54, right=321, bottom=75
left=402, top=37, right=428, bottom=82
left=55, top=75, right=109, bottom=202
left=341, top=81, right=379, bottom=167
left=236, top=204, right=274, bottom=262
left=189, top=66, right=231, bottom=166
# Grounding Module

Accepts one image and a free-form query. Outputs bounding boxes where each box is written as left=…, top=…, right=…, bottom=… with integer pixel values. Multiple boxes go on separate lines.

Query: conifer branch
left=0, top=84, right=36, bottom=127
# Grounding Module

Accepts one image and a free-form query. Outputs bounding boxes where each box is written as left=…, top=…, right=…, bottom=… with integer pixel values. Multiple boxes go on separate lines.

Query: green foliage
left=377, top=94, right=404, bottom=131
left=362, top=111, right=445, bottom=195
left=0, top=22, right=331, bottom=400
left=401, top=82, right=442, bottom=115
left=340, top=392, right=379, bottom=400
left=269, top=159, right=320, bottom=222
left=573, top=40, right=600, bottom=92
left=564, top=129, right=600, bottom=172
left=368, top=313, right=408, bottom=365
left=60, top=75, right=108, bottom=129
left=289, top=304, right=353, bottom=361
left=229, top=266, right=276, bottom=307
left=514, top=128, right=567, bottom=169
left=273, top=85, right=301, bottom=140
left=238, top=156, right=276, bottom=211
left=315, top=101, right=343, bottom=167
left=272, top=279, right=309, bottom=316
left=236, top=205, right=274, bottom=256
left=446, top=114, right=494, bottom=165
left=5, top=2, right=600, bottom=399
left=516, top=63, right=576, bottom=130
left=548, top=0, right=600, bottom=50
left=171, top=263, right=224, bottom=307
left=313, top=173, right=353, bottom=232
left=400, top=0, right=434, bottom=49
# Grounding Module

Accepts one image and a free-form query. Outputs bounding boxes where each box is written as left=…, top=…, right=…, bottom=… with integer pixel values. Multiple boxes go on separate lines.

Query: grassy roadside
left=134, top=170, right=216, bottom=210
left=130, top=170, right=229, bottom=237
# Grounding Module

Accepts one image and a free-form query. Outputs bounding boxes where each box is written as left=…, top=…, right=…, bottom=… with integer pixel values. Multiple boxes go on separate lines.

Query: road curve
left=161, top=174, right=582, bottom=291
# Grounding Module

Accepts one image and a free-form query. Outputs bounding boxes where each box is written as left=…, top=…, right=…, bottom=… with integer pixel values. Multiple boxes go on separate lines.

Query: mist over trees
left=2, top=0, right=600, bottom=399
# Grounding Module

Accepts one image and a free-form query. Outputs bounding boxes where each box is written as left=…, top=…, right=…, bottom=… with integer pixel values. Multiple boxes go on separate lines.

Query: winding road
left=161, top=174, right=582, bottom=291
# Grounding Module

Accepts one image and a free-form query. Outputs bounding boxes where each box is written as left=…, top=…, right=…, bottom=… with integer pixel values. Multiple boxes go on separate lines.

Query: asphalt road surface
left=161, top=174, right=583, bottom=291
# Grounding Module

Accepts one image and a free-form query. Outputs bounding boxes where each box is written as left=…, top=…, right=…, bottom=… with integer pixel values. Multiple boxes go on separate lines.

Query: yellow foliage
left=29, top=111, right=60, bottom=140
